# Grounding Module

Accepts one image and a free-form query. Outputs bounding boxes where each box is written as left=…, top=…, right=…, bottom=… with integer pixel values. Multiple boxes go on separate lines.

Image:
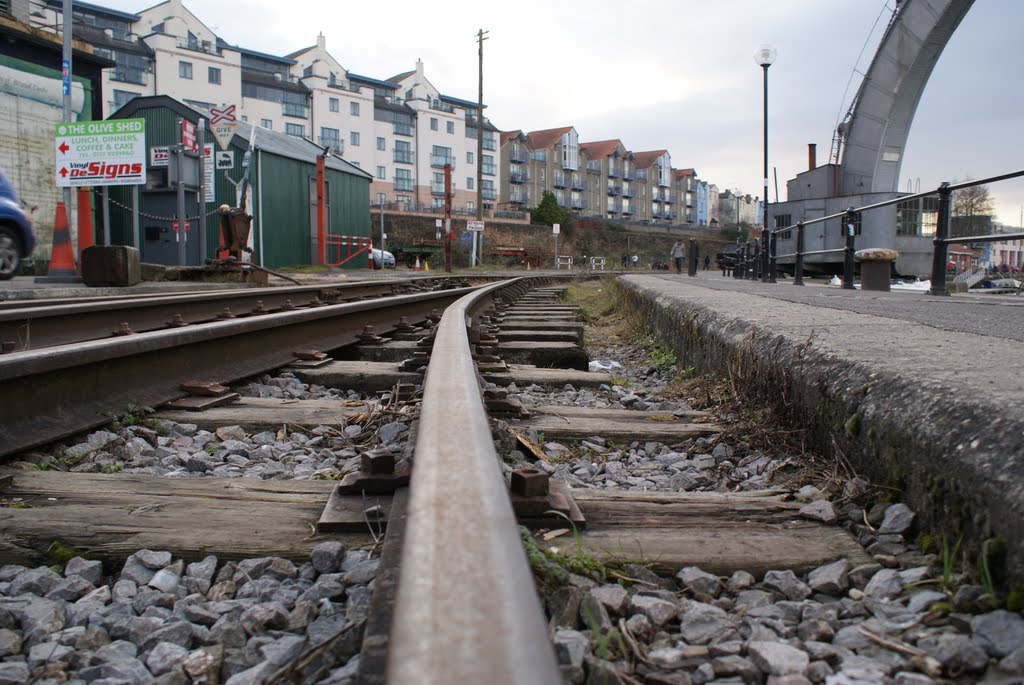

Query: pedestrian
left=670, top=240, right=685, bottom=274
left=632, top=254, right=639, bottom=268
left=703, top=255, right=710, bottom=271
left=621, top=254, right=628, bottom=269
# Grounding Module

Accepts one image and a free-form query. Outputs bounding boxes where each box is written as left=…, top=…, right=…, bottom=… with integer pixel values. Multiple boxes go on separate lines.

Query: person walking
left=670, top=240, right=685, bottom=275
left=703, top=255, right=711, bottom=271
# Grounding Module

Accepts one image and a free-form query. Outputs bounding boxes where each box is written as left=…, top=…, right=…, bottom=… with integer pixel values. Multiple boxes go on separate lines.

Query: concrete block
left=80, top=246, right=141, bottom=287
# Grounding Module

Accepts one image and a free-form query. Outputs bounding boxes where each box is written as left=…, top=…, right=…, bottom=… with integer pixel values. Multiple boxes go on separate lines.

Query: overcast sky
left=102, top=0, right=1023, bottom=225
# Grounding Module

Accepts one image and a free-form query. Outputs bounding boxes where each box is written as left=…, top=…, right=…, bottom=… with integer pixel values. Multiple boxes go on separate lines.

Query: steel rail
left=0, top=280, right=441, bottom=350
left=0, top=286, right=479, bottom=457
left=388, top=277, right=561, bottom=684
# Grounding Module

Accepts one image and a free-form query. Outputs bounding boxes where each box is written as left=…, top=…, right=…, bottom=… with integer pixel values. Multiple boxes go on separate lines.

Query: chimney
left=317, top=33, right=326, bottom=51
left=415, top=58, right=424, bottom=77
left=808, top=143, right=817, bottom=171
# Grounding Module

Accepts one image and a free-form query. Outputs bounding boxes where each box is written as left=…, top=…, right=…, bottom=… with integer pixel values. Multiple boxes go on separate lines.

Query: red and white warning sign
left=210, top=103, right=238, bottom=151
left=180, top=119, right=198, bottom=152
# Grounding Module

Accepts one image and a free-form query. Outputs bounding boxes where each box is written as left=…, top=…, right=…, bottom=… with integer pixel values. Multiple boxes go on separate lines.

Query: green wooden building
left=107, top=96, right=372, bottom=269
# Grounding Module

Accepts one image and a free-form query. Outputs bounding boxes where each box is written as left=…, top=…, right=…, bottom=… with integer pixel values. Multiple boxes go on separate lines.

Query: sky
left=98, top=0, right=1024, bottom=226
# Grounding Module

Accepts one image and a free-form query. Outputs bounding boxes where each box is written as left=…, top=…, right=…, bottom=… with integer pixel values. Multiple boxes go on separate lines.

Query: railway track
left=0, top=276, right=1013, bottom=684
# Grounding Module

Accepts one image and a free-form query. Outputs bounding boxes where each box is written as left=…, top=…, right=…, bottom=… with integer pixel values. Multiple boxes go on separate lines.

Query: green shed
left=106, top=96, right=372, bottom=269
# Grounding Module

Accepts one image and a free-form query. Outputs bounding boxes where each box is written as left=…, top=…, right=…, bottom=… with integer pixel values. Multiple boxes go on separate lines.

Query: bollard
left=856, top=248, right=899, bottom=291
left=842, top=208, right=856, bottom=290
left=687, top=238, right=698, bottom=277
left=794, top=222, right=805, bottom=286
left=760, top=227, right=770, bottom=283
left=928, top=183, right=952, bottom=296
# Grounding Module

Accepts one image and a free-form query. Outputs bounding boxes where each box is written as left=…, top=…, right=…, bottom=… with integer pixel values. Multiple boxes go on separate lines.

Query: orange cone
left=76, top=188, right=93, bottom=265
left=35, top=201, right=81, bottom=283
left=414, top=255, right=420, bottom=272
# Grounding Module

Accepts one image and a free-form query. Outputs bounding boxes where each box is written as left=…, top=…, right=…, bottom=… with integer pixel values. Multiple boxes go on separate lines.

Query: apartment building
left=519, top=127, right=582, bottom=214
left=629, top=150, right=674, bottom=223
left=34, top=0, right=498, bottom=215
left=499, top=130, right=529, bottom=209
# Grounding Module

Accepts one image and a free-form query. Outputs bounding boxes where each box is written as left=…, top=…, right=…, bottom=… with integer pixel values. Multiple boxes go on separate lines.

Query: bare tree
left=950, top=181, right=994, bottom=238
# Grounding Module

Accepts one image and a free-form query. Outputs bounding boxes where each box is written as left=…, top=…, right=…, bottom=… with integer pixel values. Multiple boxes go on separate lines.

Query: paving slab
left=620, top=273, right=1024, bottom=584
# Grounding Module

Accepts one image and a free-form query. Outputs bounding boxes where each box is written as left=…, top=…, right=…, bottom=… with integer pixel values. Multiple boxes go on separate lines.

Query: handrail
left=388, top=278, right=561, bottom=685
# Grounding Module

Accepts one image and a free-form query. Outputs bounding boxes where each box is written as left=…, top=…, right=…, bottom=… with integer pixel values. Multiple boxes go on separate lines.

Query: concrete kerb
left=618, top=277, right=1024, bottom=588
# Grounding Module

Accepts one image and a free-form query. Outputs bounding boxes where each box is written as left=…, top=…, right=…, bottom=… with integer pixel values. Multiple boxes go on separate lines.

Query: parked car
left=371, top=248, right=395, bottom=269
left=0, top=168, right=35, bottom=280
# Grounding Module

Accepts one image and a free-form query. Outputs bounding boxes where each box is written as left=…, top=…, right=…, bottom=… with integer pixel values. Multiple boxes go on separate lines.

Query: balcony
left=571, top=199, right=584, bottom=210
left=176, top=38, right=220, bottom=55
left=431, top=182, right=448, bottom=195
left=111, top=67, right=148, bottom=86
left=635, top=169, right=647, bottom=181
left=394, top=178, right=414, bottom=192
left=623, top=170, right=634, bottom=181
left=393, top=122, right=414, bottom=136
left=607, top=166, right=620, bottom=178
left=394, top=150, right=413, bottom=164
left=623, top=186, right=635, bottom=199
left=586, top=160, right=601, bottom=173
left=481, top=163, right=496, bottom=176
left=607, top=184, right=621, bottom=196
left=509, top=190, right=527, bottom=204
left=571, top=177, right=585, bottom=191
left=431, top=155, right=454, bottom=168
left=509, top=171, right=528, bottom=184
left=510, top=150, right=527, bottom=163
left=328, top=77, right=360, bottom=93
left=482, top=188, right=497, bottom=201
left=622, top=206, right=634, bottom=216
left=553, top=173, right=567, bottom=189
left=430, top=99, right=455, bottom=113
left=482, top=138, right=496, bottom=151
left=664, top=194, right=674, bottom=205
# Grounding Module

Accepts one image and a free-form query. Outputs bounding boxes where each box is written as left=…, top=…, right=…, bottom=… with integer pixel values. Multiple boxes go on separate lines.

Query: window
left=430, top=117, right=438, bottom=131
left=260, top=119, right=272, bottom=130
left=377, top=166, right=386, bottom=180
left=466, top=201, right=475, bottom=213
left=319, top=127, right=340, bottom=150
left=178, top=61, right=192, bottom=79
left=773, top=214, right=792, bottom=241
left=466, top=151, right=474, bottom=165
left=394, top=140, right=413, bottom=164
left=481, top=155, right=495, bottom=176
left=350, top=131, right=360, bottom=146
left=376, top=137, right=386, bottom=151
left=208, top=67, right=221, bottom=84
left=431, top=145, right=452, bottom=167
left=329, top=97, right=339, bottom=112
left=350, top=101, right=360, bottom=116
left=241, top=116, right=248, bottom=122
left=466, top=177, right=474, bottom=190
left=285, top=123, right=304, bottom=138
left=111, top=90, right=135, bottom=111
left=446, top=121, right=454, bottom=134
left=394, top=168, right=413, bottom=191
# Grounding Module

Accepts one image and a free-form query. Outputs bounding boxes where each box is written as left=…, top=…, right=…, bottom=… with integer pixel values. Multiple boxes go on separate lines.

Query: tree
left=720, top=225, right=749, bottom=243
left=950, top=181, right=994, bottom=238
left=530, top=191, right=570, bottom=228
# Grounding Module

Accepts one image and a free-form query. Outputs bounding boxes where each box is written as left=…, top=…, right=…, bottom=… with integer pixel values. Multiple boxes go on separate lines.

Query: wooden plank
left=568, top=488, right=870, bottom=576
left=532, top=405, right=712, bottom=422
left=156, top=397, right=371, bottom=431
left=483, top=364, right=611, bottom=388
left=512, top=414, right=724, bottom=443
left=0, top=469, right=364, bottom=567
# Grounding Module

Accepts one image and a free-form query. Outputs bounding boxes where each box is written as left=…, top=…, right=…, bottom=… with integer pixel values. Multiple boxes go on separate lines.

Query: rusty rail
left=0, top=287, right=477, bottom=457
left=388, top=277, right=561, bottom=684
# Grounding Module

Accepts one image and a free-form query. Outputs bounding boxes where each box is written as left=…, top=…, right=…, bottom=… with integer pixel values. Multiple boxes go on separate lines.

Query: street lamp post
left=755, top=44, right=776, bottom=284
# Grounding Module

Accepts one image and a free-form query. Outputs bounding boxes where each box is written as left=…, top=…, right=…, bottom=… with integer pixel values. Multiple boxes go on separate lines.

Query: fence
left=732, top=169, right=1024, bottom=295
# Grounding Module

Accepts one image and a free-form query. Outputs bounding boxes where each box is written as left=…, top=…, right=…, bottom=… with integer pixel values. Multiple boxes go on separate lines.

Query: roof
left=72, top=23, right=154, bottom=56
left=109, top=95, right=371, bottom=180
left=673, top=168, right=697, bottom=178
left=374, top=95, right=415, bottom=116
left=348, top=72, right=398, bottom=90
left=235, top=45, right=297, bottom=65
left=525, top=127, right=573, bottom=151
left=440, top=94, right=482, bottom=110
left=284, top=45, right=314, bottom=60
left=579, top=140, right=623, bottom=160
left=387, top=70, right=415, bottom=84
left=241, top=69, right=310, bottom=94
left=630, top=150, right=667, bottom=169
left=500, top=130, right=525, bottom=146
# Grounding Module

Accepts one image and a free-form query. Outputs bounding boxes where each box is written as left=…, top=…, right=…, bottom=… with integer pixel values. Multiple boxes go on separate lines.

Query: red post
left=316, top=153, right=326, bottom=265
left=76, top=187, right=93, bottom=266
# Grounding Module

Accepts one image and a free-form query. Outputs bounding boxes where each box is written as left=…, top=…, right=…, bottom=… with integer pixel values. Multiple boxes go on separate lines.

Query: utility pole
left=444, top=163, right=452, bottom=273
left=474, top=29, right=489, bottom=268
left=61, top=0, right=72, bottom=242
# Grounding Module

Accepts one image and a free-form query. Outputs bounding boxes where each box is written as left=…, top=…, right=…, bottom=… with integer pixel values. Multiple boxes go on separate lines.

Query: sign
left=467, top=220, right=485, bottom=232
left=552, top=223, right=560, bottom=235
left=210, top=103, right=238, bottom=150
left=55, top=119, right=146, bottom=187
left=150, top=146, right=169, bottom=167
left=215, top=150, right=234, bottom=169
left=180, top=119, right=198, bottom=152
left=203, top=143, right=215, bottom=203
left=172, top=220, right=191, bottom=233
left=61, top=59, right=70, bottom=97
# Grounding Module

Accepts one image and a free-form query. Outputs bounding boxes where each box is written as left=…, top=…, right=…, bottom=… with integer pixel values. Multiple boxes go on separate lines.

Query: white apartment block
left=33, top=0, right=498, bottom=215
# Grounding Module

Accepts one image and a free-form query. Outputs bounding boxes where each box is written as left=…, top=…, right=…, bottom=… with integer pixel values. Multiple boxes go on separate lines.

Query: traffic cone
left=424, top=261, right=429, bottom=272
left=76, top=188, right=93, bottom=265
left=414, top=255, right=420, bottom=272
left=35, top=201, right=81, bottom=283
left=527, top=261, right=531, bottom=271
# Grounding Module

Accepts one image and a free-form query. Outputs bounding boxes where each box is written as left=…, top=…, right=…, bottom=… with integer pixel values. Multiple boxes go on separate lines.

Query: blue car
left=0, top=168, right=35, bottom=280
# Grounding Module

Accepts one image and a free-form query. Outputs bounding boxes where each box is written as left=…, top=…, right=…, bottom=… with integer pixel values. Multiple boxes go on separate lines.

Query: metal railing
left=760, top=169, right=1024, bottom=293
left=388, top=278, right=562, bottom=684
